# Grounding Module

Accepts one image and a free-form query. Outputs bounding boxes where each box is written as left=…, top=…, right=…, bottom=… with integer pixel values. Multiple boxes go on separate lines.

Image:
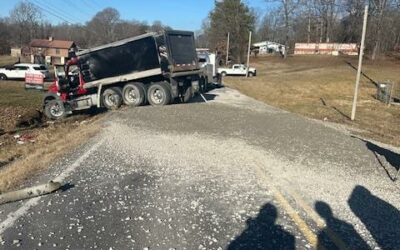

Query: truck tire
left=44, top=99, right=66, bottom=120
left=199, top=77, right=205, bottom=93
left=0, top=74, right=7, bottom=80
left=147, top=82, right=171, bottom=106
left=221, top=72, right=227, bottom=77
left=122, top=83, right=145, bottom=106
left=204, top=77, right=209, bottom=92
left=248, top=72, right=254, bottom=77
left=102, top=87, right=122, bottom=110
left=182, top=86, right=192, bottom=103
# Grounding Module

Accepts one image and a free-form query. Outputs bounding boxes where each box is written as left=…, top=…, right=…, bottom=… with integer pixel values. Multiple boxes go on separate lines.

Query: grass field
left=0, top=72, right=99, bottom=192
left=0, top=80, right=100, bottom=192
left=225, top=55, right=400, bottom=146
left=0, top=81, right=43, bottom=131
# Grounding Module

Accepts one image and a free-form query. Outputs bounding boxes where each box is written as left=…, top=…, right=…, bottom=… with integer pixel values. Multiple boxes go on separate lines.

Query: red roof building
left=29, top=37, right=77, bottom=65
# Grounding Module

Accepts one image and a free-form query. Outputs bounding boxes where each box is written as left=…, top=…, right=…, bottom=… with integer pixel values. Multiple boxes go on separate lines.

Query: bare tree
left=9, top=1, right=42, bottom=47
left=370, top=0, right=389, bottom=59
left=0, top=18, right=11, bottom=54
left=87, top=8, right=121, bottom=46
left=267, top=0, right=302, bottom=58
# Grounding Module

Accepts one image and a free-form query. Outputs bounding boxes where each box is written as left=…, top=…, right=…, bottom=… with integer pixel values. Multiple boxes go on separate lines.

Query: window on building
left=56, top=49, right=60, bottom=55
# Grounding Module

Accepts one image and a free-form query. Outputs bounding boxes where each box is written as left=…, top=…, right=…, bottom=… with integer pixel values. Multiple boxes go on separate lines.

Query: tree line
left=0, top=1, right=399, bottom=62
left=198, top=0, right=400, bottom=61
left=0, top=1, right=170, bottom=55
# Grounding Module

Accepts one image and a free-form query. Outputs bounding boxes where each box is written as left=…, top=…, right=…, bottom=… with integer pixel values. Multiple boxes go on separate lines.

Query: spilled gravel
left=0, top=87, right=398, bottom=249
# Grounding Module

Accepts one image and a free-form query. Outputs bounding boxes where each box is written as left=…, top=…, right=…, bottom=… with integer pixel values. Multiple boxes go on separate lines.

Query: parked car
left=0, top=63, right=50, bottom=80
left=217, top=64, right=256, bottom=77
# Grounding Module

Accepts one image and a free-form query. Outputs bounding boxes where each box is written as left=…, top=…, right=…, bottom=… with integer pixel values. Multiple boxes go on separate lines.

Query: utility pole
left=246, top=31, right=252, bottom=78
left=226, top=32, right=230, bottom=66
left=351, top=5, right=369, bottom=121
left=307, top=14, right=311, bottom=43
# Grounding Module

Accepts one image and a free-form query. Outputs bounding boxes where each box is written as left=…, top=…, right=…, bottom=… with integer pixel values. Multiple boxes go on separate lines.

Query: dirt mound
left=0, top=107, right=44, bottom=132
left=15, top=109, right=43, bottom=129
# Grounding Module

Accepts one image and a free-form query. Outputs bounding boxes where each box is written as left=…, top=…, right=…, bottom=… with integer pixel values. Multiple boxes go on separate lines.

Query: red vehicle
left=43, top=30, right=203, bottom=119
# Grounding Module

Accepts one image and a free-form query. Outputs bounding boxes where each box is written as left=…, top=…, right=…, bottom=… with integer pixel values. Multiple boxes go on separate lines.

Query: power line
left=31, top=0, right=83, bottom=24
left=45, top=1, right=86, bottom=23
left=28, top=0, right=97, bottom=36
left=82, top=0, right=101, bottom=11
left=64, top=0, right=94, bottom=21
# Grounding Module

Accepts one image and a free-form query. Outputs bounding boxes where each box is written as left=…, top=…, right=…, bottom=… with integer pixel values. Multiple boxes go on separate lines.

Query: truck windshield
left=168, top=34, right=196, bottom=65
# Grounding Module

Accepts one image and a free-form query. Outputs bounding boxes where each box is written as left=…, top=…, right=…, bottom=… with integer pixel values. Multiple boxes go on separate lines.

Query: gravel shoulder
left=0, top=86, right=398, bottom=249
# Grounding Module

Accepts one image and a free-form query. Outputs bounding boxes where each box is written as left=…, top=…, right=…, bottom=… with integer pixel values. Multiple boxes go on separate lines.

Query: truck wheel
left=204, top=77, right=209, bottom=92
left=44, top=99, right=66, bottom=120
left=122, top=83, right=145, bottom=106
left=248, top=72, right=254, bottom=77
left=182, top=86, right=192, bottom=103
left=199, top=77, right=205, bottom=93
left=221, top=72, right=227, bottom=77
left=102, top=87, right=122, bottom=110
left=147, top=83, right=171, bottom=106
left=0, top=74, right=7, bottom=80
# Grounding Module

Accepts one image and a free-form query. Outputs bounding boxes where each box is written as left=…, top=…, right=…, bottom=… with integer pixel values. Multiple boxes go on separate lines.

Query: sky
left=0, top=0, right=271, bottom=31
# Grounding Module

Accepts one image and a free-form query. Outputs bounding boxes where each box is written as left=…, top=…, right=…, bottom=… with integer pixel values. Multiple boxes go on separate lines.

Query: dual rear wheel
left=101, top=82, right=172, bottom=110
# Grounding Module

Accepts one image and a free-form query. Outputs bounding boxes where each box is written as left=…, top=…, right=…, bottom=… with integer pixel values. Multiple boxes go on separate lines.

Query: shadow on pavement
left=315, top=201, right=371, bottom=250
left=227, top=203, right=295, bottom=250
left=365, top=141, right=400, bottom=181
left=348, top=185, right=400, bottom=250
left=353, top=136, right=400, bottom=181
left=60, top=182, right=75, bottom=192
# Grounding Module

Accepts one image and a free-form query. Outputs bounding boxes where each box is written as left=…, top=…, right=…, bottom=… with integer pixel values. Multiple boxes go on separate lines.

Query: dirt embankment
left=0, top=81, right=104, bottom=193
left=0, top=110, right=103, bottom=193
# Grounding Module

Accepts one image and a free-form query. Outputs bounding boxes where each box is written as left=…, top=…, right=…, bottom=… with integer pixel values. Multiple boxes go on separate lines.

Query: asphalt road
left=0, top=86, right=399, bottom=250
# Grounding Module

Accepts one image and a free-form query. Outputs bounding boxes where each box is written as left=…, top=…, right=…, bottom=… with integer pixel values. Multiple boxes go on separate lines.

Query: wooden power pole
left=246, top=31, right=252, bottom=78
left=226, top=32, right=230, bottom=66
left=351, top=5, right=369, bottom=121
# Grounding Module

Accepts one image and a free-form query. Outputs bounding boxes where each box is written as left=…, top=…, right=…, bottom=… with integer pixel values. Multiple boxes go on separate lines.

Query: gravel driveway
left=0, top=86, right=399, bottom=249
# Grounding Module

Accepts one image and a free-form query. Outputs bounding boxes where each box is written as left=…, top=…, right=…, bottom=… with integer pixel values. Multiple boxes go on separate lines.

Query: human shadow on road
left=227, top=203, right=295, bottom=250
left=315, top=201, right=371, bottom=250
left=348, top=185, right=400, bottom=250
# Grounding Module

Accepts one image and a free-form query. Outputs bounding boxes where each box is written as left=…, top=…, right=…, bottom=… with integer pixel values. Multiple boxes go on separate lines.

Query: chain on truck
left=43, top=30, right=207, bottom=120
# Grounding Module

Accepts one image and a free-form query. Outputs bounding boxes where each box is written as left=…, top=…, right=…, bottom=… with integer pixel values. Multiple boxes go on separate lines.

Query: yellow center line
left=253, top=166, right=323, bottom=250
left=285, top=186, right=349, bottom=250
left=254, top=162, right=350, bottom=250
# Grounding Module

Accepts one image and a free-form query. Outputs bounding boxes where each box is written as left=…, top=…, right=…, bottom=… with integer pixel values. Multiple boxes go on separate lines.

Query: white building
left=253, top=41, right=284, bottom=54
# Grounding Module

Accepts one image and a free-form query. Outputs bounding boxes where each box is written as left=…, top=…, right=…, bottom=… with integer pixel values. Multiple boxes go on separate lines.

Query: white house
left=253, top=41, right=284, bottom=54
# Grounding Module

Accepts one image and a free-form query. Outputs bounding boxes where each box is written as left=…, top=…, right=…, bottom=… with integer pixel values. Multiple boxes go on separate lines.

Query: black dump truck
left=44, top=30, right=207, bottom=119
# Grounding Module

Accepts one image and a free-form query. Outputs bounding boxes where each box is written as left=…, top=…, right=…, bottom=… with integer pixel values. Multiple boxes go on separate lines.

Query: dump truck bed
left=77, top=33, right=162, bottom=88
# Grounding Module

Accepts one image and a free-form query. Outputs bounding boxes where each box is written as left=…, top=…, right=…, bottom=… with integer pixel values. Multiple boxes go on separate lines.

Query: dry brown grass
left=0, top=79, right=104, bottom=193
left=0, top=116, right=103, bottom=193
left=225, top=55, right=400, bottom=146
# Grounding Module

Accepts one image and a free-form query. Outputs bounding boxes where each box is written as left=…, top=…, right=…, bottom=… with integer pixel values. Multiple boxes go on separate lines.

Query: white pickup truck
left=217, top=64, right=256, bottom=77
